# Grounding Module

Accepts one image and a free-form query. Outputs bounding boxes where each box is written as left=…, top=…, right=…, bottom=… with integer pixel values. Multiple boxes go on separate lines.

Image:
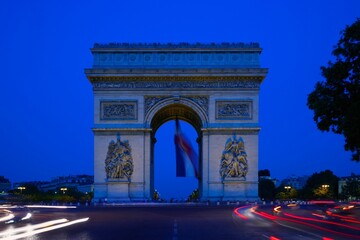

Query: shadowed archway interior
left=150, top=104, right=202, bottom=134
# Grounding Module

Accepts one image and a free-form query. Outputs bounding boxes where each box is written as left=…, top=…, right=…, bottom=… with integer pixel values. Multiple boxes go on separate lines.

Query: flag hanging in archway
left=174, top=119, right=199, bottom=178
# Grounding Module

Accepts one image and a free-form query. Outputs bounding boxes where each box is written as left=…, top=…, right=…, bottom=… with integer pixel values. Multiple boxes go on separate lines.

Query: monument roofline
left=91, top=42, right=262, bottom=52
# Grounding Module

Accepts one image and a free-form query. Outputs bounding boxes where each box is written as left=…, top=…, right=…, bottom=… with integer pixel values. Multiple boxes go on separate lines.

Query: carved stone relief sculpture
left=219, top=135, right=248, bottom=180
left=105, top=136, right=134, bottom=180
left=216, top=100, right=252, bottom=120
left=100, top=101, right=137, bottom=120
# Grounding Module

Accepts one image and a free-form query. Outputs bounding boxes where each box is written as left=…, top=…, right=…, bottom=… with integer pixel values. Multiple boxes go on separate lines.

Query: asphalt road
left=1, top=203, right=359, bottom=240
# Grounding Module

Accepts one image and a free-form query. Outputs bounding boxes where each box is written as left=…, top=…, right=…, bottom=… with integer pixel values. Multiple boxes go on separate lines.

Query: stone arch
left=145, top=96, right=209, bottom=133
left=148, top=102, right=204, bottom=199
left=86, top=43, right=268, bottom=202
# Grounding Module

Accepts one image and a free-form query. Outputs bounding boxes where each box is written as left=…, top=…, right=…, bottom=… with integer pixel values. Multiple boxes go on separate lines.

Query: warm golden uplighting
left=17, top=187, right=26, bottom=194
left=60, top=187, right=68, bottom=194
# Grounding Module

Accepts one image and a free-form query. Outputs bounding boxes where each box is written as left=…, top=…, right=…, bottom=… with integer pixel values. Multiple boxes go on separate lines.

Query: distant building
left=13, top=175, right=94, bottom=194
left=338, top=174, right=360, bottom=195
left=281, top=175, right=309, bottom=189
left=0, top=176, right=11, bottom=193
left=13, top=181, right=47, bottom=191
left=259, top=175, right=280, bottom=187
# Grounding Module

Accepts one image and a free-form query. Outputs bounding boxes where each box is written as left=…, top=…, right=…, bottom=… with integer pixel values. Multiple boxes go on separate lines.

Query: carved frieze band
left=100, top=100, right=138, bottom=120
left=144, top=95, right=209, bottom=117
left=93, top=79, right=261, bottom=90
left=93, top=52, right=260, bottom=68
left=216, top=100, right=252, bottom=120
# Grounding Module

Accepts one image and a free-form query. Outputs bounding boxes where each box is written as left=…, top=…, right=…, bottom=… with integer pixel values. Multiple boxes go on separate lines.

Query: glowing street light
left=60, top=188, right=68, bottom=194
left=322, top=184, right=330, bottom=188
left=17, top=186, right=26, bottom=194
left=284, top=186, right=291, bottom=191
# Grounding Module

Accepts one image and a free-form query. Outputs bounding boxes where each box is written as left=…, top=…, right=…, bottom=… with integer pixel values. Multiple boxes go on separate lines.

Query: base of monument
left=92, top=197, right=131, bottom=203
left=201, top=196, right=259, bottom=202
left=221, top=196, right=259, bottom=201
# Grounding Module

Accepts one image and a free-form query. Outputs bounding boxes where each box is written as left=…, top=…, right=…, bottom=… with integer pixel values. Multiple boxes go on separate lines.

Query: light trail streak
left=273, top=206, right=281, bottom=213
left=326, top=211, right=356, bottom=220
left=283, top=212, right=360, bottom=231
left=0, top=217, right=89, bottom=240
left=0, top=218, right=68, bottom=237
left=233, top=206, right=250, bottom=220
left=278, top=215, right=360, bottom=239
left=340, top=218, right=360, bottom=224
left=25, top=205, right=77, bottom=209
left=269, top=236, right=281, bottom=240
left=251, top=209, right=277, bottom=220
left=0, top=210, right=14, bottom=223
left=251, top=209, right=360, bottom=239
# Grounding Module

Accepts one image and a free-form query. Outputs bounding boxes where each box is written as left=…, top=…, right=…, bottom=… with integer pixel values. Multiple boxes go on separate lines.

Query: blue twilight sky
left=0, top=0, right=359, bottom=199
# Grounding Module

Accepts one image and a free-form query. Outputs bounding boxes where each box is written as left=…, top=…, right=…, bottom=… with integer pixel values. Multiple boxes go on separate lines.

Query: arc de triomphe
left=85, top=43, right=268, bottom=202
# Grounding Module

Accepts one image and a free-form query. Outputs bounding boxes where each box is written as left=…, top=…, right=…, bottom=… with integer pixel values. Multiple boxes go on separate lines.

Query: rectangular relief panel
left=215, top=100, right=252, bottom=120
left=100, top=100, right=138, bottom=120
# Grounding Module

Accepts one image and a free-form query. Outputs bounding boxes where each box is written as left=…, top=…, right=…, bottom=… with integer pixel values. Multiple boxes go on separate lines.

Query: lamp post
left=17, top=186, right=26, bottom=194
left=284, top=186, right=292, bottom=199
left=320, top=184, right=330, bottom=198
left=60, top=187, right=68, bottom=194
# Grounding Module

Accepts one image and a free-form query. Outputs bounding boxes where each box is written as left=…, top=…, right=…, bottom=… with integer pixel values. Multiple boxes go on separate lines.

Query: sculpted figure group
left=220, top=135, right=248, bottom=179
left=105, top=137, right=134, bottom=180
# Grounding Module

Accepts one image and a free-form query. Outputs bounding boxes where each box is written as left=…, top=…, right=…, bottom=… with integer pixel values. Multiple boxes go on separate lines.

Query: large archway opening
left=150, top=103, right=203, bottom=201
left=154, top=120, right=198, bottom=200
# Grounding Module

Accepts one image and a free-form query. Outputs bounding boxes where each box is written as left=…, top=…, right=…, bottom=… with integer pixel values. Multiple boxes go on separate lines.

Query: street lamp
left=284, top=186, right=292, bottom=200
left=17, top=186, right=26, bottom=194
left=322, top=184, right=330, bottom=188
left=60, top=187, right=68, bottom=194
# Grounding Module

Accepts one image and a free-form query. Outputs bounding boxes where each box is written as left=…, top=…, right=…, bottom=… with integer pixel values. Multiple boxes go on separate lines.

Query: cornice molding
left=85, top=68, right=268, bottom=76
left=91, top=42, right=261, bottom=52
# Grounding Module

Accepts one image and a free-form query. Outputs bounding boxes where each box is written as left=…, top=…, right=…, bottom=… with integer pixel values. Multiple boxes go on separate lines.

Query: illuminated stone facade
left=85, top=43, right=268, bottom=201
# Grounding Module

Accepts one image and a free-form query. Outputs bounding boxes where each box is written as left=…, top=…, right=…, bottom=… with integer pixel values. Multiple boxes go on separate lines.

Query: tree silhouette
left=307, top=18, right=360, bottom=161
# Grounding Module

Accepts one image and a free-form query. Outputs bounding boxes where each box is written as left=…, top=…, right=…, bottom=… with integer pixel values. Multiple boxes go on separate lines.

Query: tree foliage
left=301, top=170, right=339, bottom=199
left=340, top=175, right=360, bottom=200
left=6, top=185, right=92, bottom=204
left=259, top=179, right=276, bottom=200
left=276, top=187, right=298, bottom=200
left=258, top=169, right=271, bottom=177
left=307, top=18, right=360, bottom=161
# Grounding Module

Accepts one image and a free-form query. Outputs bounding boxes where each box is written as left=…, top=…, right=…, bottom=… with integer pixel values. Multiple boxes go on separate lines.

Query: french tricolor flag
left=174, top=119, right=199, bottom=178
